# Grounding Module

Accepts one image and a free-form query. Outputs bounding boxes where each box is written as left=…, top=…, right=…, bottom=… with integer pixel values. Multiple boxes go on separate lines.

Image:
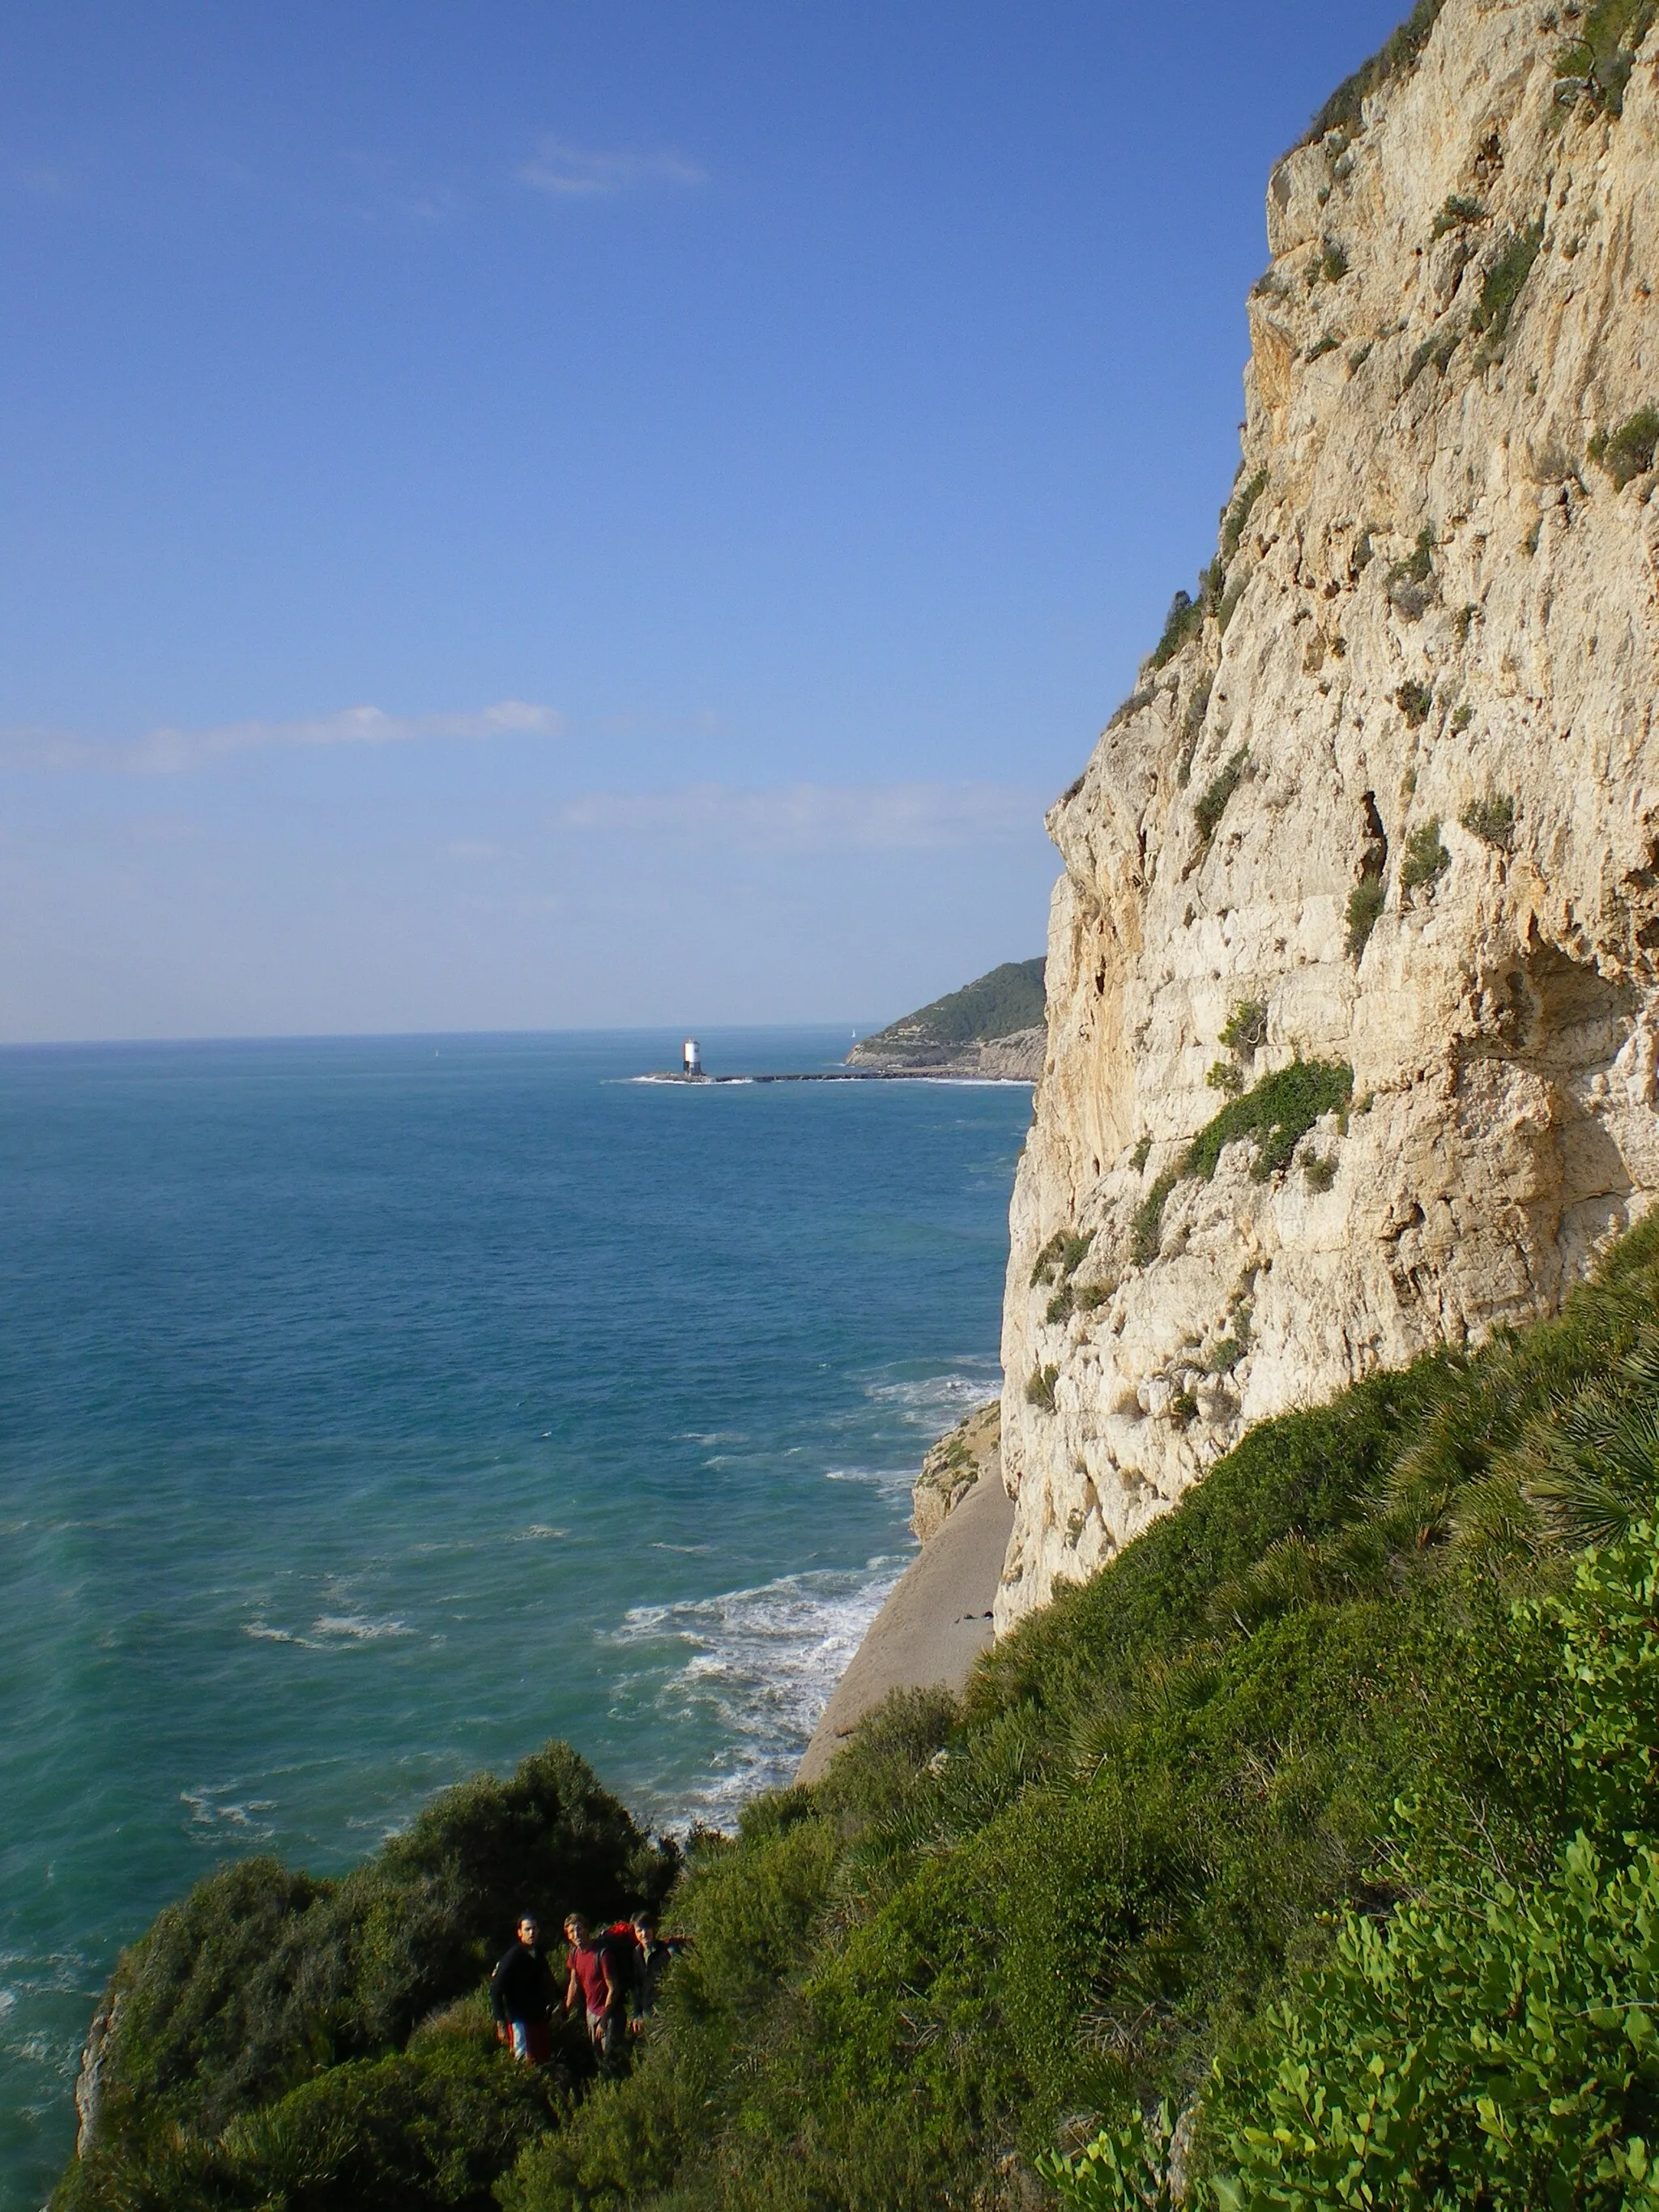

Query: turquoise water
left=0, top=1029, right=1029, bottom=2208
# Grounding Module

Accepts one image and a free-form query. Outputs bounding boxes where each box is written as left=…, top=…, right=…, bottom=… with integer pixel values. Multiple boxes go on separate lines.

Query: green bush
left=1400, top=819, right=1450, bottom=892
left=1394, top=680, right=1433, bottom=727
left=1150, top=587, right=1207, bottom=670
left=1300, top=0, right=1448, bottom=144
left=1026, top=1362, right=1060, bottom=1411
left=1183, top=1060, right=1353, bottom=1185
left=1461, top=791, right=1515, bottom=850
left=1589, top=404, right=1659, bottom=488
left=1218, top=999, right=1268, bottom=1054
left=58, top=1744, right=674, bottom=2203
left=1194, top=750, right=1249, bottom=846
left=1431, top=193, right=1484, bottom=239
left=1555, top=0, right=1658, bottom=113
left=1221, top=471, right=1269, bottom=562
left=1470, top=218, right=1544, bottom=350
left=1346, top=876, right=1386, bottom=961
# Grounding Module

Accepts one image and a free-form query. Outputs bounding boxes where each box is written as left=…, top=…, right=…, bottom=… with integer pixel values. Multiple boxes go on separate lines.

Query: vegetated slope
left=58, top=1745, right=677, bottom=2212
left=496, top=1217, right=1659, bottom=2212
left=999, top=0, right=1659, bottom=1629
left=847, top=957, right=1045, bottom=1068
left=56, top=1226, right=1659, bottom=2211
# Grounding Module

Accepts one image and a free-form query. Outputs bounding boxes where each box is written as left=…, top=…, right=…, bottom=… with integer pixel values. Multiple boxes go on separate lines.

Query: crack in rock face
left=996, top=0, right=1659, bottom=1631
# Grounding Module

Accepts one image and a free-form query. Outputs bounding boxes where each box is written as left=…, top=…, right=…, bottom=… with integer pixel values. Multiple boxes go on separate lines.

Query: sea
left=0, top=1028, right=1030, bottom=2209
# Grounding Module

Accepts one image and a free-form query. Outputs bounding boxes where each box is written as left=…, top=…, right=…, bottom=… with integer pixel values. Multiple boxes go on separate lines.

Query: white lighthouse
left=682, top=1037, right=702, bottom=1076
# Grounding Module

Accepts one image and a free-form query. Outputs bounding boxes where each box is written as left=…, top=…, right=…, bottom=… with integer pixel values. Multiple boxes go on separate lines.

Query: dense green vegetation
left=59, top=1745, right=677, bottom=2210
left=853, top=957, right=1045, bottom=1059
left=1556, top=0, right=1659, bottom=114
left=65, top=1225, right=1659, bottom=2210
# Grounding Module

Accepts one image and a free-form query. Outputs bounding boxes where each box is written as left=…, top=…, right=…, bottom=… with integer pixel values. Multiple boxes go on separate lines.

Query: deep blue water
left=0, top=1028, right=1029, bottom=2208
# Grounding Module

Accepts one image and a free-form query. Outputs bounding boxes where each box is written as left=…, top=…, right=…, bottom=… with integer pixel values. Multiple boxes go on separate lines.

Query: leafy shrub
left=1555, top=0, right=1658, bottom=113
left=1130, top=1136, right=1153, bottom=1173
left=1385, top=526, right=1436, bottom=616
left=1431, top=192, right=1485, bottom=239
left=1400, top=819, right=1450, bottom=891
left=1300, top=0, right=1448, bottom=144
left=1194, top=750, right=1249, bottom=846
left=1470, top=218, right=1544, bottom=350
left=1461, top=791, right=1516, bottom=850
left=1206, top=1059, right=1243, bottom=1097
left=1221, top=470, right=1268, bottom=562
left=1183, top=1060, right=1353, bottom=1185
left=1132, top=1170, right=1179, bottom=1266
left=1305, top=333, right=1338, bottom=361
left=1026, top=1363, right=1060, bottom=1412
left=1150, top=588, right=1207, bottom=670
left=1394, top=679, right=1433, bottom=727
left=1310, top=241, right=1349, bottom=285
left=1218, top=999, right=1269, bottom=1054
left=1589, top=404, right=1659, bottom=488
left=61, top=1743, right=673, bottom=2196
left=1033, top=1230, right=1094, bottom=1288
left=1346, top=876, right=1386, bottom=960
left=1303, top=1153, right=1337, bottom=1192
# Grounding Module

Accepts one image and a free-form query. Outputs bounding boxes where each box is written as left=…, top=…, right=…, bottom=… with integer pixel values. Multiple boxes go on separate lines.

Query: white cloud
left=2, top=699, right=565, bottom=775
left=516, top=136, right=706, bottom=199
left=556, top=781, right=1039, bottom=850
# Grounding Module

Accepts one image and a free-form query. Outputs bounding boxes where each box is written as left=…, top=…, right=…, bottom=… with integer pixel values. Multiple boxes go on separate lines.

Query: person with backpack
left=622, top=1911, right=690, bottom=2032
left=563, top=1913, right=623, bottom=2061
left=489, top=1913, right=559, bottom=2064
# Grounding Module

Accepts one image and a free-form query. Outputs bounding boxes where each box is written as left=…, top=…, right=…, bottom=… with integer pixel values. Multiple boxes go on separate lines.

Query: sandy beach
left=795, top=1468, right=1013, bottom=1784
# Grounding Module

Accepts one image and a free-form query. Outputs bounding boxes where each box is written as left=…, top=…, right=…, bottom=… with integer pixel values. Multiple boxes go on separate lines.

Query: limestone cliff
left=997, top=0, right=1659, bottom=1631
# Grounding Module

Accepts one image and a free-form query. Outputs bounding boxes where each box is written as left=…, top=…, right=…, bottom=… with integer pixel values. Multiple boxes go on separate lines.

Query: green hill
left=58, top=1218, right=1659, bottom=2212
left=851, top=957, right=1045, bottom=1063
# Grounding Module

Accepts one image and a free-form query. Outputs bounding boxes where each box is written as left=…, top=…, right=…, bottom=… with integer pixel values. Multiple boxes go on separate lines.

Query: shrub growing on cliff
left=1589, top=404, right=1659, bottom=488
left=1461, top=791, right=1516, bottom=850
left=1299, top=0, right=1448, bottom=145
left=1346, top=876, right=1386, bottom=959
left=1470, top=217, right=1544, bottom=353
left=1395, top=679, right=1433, bottom=727
left=1401, top=818, right=1450, bottom=892
left=1555, top=0, right=1659, bottom=113
left=1193, top=749, right=1249, bottom=848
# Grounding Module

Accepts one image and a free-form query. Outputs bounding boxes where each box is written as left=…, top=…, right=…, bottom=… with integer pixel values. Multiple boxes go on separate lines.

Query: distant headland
left=638, top=959, right=1047, bottom=1085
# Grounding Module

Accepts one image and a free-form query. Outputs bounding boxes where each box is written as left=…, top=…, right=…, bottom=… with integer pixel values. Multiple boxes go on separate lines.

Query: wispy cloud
left=4, top=699, right=565, bottom=775
left=557, top=782, right=1038, bottom=850
left=516, top=135, right=706, bottom=200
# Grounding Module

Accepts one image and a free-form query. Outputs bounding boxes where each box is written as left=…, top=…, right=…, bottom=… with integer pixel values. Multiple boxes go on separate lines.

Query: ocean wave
left=864, top=1362, right=1001, bottom=1428
left=604, top=1558, right=909, bottom=1818
left=181, top=1785, right=278, bottom=1842
left=243, top=1613, right=416, bottom=1649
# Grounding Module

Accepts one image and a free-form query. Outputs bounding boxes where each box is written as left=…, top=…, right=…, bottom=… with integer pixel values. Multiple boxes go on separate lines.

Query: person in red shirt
left=563, top=1913, right=621, bottom=2061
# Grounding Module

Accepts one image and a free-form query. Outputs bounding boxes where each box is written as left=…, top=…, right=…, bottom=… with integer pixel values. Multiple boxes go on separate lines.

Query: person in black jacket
left=490, top=1914, right=558, bottom=2064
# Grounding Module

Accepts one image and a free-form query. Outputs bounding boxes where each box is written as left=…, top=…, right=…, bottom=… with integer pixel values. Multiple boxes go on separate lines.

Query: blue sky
left=2, top=2, right=1411, bottom=1041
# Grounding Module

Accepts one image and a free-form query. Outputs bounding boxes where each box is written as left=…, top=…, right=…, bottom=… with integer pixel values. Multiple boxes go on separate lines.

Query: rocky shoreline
left=795, top=1401, right=1006, bottom=1782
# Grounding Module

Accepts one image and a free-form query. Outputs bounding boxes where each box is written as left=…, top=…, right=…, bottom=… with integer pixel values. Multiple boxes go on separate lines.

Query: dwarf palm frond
left=1208, top=1533, right=1328, bottom=1634
left=1443, top=1471, right=1551, bottom=1583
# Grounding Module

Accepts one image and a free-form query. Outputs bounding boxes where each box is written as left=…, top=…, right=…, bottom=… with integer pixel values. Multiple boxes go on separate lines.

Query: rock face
left=997, top=0, right=1659, bottom=1632
left=912, top=1400, right=1001, bottom=1541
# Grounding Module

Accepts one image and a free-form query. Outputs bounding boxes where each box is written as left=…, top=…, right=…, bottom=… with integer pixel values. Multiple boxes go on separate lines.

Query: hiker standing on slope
left=490, top=1914, right=558, bottom=2064
left=564, top=1912, right=622, bottom=2062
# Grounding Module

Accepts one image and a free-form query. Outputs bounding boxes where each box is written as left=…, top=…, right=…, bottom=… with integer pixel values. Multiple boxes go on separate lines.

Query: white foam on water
left=311, top=1614, right=415, bottom=1643
left=508, top=1525, right=568, bottom=1542
left=605, top=1557, right=910, bottom=1818
left=181, top=1786, right=278, bottom=1842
